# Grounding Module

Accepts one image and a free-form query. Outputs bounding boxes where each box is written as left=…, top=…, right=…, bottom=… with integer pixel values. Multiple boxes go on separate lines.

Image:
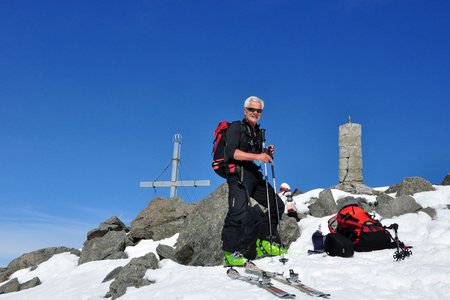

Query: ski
left=244, top=261, right=330, bottom=298
left=227, top=268, right=296, bottom=299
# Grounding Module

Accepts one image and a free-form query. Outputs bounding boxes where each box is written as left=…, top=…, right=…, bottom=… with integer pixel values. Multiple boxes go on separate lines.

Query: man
left=221, top=96, right=285, bottom=267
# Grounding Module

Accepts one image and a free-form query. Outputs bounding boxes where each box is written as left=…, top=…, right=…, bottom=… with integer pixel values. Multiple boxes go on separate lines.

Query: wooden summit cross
left=140, top=133, right=211, bottom=198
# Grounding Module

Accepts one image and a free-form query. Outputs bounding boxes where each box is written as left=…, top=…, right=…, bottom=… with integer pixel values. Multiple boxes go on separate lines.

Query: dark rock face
left=105, top=252, right=159, bottom=299
left=130, top=197, right=195, bottom=242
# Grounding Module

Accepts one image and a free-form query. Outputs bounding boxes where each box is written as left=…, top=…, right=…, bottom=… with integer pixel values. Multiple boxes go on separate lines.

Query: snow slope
left=1, top=186, right=450, bottom=300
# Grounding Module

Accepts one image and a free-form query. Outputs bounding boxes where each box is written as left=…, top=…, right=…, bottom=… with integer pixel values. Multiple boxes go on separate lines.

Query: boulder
left=375, top=195, right=423, bottom=218
left=130, top=197, right=195, bottom=242
left=279, top=217, right=301, bottom=247
left=389, top=177, right=436, bottom=196
left=441, top=173, right=450, bottom=185
left=175, top=183, right=228, bottom=266
left=87, top=216, right=129, bottom=240
left=0, top=277, right=41, bottom=295
left=336, top=196, right=373, bottom=212
left=0, top=247, right=80, bottom=284
left=156, top=244, right=179, bottom=263
left=0, top=278, right=20, bottom=294
left=102, top=267, right=124, bottom=283
left=105, top=252, right=159, bottom=299
left=174, top=183, right=300, bottom=266
left=19, top=277, right=41, bottom=291
left=79, top=230, right=133, bottom=265
left=421, top=207, right=437, bottom=219
left=308, top=189, right=338, bottom=217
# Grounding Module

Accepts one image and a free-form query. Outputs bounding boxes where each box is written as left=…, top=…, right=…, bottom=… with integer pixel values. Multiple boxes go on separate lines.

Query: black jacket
left=225, top=119, right=263, bottom=174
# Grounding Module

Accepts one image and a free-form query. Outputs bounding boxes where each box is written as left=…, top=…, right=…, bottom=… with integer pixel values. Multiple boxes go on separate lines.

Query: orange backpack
left=328, top=203, right=394, bottom=252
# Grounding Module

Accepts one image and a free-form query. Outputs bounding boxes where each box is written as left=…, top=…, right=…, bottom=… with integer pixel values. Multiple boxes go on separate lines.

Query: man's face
left=244, top=101, right=263, bottom=127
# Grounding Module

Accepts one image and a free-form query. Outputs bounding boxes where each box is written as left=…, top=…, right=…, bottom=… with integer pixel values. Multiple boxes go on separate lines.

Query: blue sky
left=1, top=0, right=449, bottom=266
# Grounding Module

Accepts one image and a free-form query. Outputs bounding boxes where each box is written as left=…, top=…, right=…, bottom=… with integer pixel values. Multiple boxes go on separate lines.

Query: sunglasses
left=245, top=107, right=263, bottom=113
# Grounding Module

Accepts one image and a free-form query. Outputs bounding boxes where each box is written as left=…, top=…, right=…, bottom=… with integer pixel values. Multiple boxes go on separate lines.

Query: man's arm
left=225, top=122, right=272, bottom=163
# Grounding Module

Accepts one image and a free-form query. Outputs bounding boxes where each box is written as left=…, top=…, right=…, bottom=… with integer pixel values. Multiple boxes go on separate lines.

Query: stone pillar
left=339, top=119, right=363, bottom=183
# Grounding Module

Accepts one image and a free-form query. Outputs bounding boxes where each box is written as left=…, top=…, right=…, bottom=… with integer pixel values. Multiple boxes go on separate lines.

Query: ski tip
left=226, top=267, right=240, bottom=279
left=244, top=261, right=256, bottom=268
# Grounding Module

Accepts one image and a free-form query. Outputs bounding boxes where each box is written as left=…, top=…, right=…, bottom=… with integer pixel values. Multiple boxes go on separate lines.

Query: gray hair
left=244, top=96, right=264, bottom=109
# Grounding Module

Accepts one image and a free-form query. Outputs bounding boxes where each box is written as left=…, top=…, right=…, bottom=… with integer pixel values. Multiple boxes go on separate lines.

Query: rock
left=0, top=276, right=39, bottom=295
left=79, top=230, right=133, bottom=265
left=175, top=183, right=228, bottom=266
left=395, top=177, right=436, bottom=196
left=19, top=277, right=41, bottom=291
left=130, top=197, right=194, bottom=242
left=0, top=247, right=80, bottom=284
left=87, top=216, right=129, bottom=240
left=384, top=184, right=401, bottom=194
left=0, top=278, right=20, bottom=294
left=336, top=196, right=373, bottom=212
left=174, top=183, right=300, bottom=266
left=376, top=195, right=423, bottom=218
left=102, top=267, right=124, bottom=283
left=156, top=244, right=179, bottom=262
left=175, top=244, right=195, bottom=265
left=279, top=217, right=301, bottom=247
left=420, top=207, right=437, bottom=219
left=308, top=189, right=338, bottom=217
left=105, top=252, right=159, bottom=299
left=441, top=174, right=450, bottom=185
left=333, top=182, right=380, bottom=195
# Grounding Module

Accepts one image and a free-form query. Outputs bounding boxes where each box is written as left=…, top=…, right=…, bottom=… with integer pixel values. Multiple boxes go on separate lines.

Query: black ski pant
left=221, top=167, right=285, bottom=258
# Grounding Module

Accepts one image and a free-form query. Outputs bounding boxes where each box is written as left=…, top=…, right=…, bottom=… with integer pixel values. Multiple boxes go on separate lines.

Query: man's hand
left=257, top=152, right=273, bottom=163
left=264, top=145, right=275, bottom=157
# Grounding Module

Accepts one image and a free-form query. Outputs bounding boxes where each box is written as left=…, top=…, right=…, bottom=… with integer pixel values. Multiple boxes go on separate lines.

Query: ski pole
left=261, top=129, right=274, bottom=261
left=270, top=160, right=288, bottom=264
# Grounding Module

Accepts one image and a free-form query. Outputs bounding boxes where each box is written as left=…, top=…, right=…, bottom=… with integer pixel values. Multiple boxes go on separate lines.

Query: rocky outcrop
left=79, top=216, right=133, bottom=265
left=0, top=247, right=80, bottom=284
left=175, top=183, right=228, bottom=266
left=385, top=177, right=435, bottom=196
left=375, top=195, right=423, bottom=218
left=104, top=252, right=159, bottom=299
left=130, top=197, right=194, bottom=242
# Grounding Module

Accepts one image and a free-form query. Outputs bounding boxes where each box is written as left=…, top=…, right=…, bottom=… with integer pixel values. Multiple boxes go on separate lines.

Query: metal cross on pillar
left=140, top=134, right=211, bottom=198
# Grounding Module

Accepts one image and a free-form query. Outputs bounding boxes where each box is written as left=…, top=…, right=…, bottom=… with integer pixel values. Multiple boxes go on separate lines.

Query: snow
left=1, top=187, right=450, bottom=300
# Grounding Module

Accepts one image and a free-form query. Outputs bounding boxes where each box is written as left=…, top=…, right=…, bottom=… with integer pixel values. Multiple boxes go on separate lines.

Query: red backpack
left=328, top=202, right=394, bottom=252
left=211, top=121, right=238, bottom=178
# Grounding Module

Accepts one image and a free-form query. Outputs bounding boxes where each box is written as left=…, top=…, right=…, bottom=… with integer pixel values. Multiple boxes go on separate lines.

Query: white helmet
left=279, top=182, right=291, bottom=192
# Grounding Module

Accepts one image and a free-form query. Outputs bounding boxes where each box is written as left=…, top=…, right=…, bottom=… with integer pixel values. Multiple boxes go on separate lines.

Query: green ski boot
left=256, top=239, right=288, bottom=257
left=223, top=251, right=247, bottom=267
